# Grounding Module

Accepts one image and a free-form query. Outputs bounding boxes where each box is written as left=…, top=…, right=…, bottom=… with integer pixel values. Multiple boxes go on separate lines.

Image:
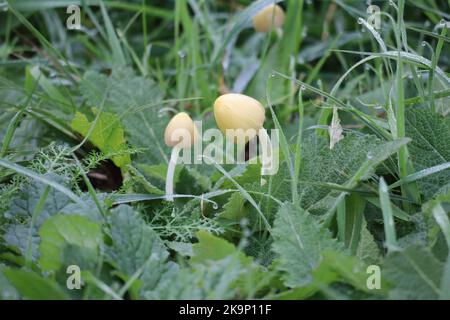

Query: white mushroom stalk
left=214, top=93, right=273, bottom=185
left=252, top=4, right=285, bottom=33
left=164, top=112, right=198, bottom=201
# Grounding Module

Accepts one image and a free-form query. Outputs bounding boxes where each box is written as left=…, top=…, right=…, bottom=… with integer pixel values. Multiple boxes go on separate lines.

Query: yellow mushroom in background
left=252, top=4, right=285, bottom=33
left=164, top=112, right=198, bottom=201
left=213, top=93, right=274, bottom=185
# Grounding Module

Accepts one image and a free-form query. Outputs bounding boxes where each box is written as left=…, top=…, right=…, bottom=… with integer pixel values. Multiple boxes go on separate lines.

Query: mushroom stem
left=258, top=128, right=273, bottom=185
left=165, top=145, right=181, bottom=201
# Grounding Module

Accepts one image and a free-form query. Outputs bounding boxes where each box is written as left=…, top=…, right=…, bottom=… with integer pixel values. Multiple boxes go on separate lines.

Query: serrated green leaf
left=384, top=246, right=443, bottom=299
left=142, top=257, right=244, bottom=300
left=106, top=205, right=169, bottom=293
left=3, top=175, right=71, bottom=260
left=272, top=202, right=344, bottom=287
left=356, top=220, right=381, bottom=265
left=298, top=134, right=409, bottom=216
left=80, top=68, right=167, bottom=165
left=406, top=110, right=450, bottom=199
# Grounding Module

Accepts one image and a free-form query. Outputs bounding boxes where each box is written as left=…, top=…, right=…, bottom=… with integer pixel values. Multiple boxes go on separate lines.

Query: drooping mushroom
left=213, top=93, right=273, bottom=184
left=164, top=112, right=198, bottom=201
left=252, top=4, right=285, bottom=33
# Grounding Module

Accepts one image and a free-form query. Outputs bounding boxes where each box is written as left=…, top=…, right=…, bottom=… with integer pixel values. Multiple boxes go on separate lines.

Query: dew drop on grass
left=240, top=218, right=249, bottom=227
left=357, top=18, right=364, bottom=25
left=388, top=0, right=395, bottom=6
left=212, top=202, right=219, bottom=210
left=367, top=151, right=373, bottom=160
left=177, top=50, right=187, bottom=59
left=302, top=27, right=308, bottom=38
left=421, top=41, right=427, bottom=47
left=440, top=19, right=447, bottom=26
left=300, top=84, right=306, bottom=91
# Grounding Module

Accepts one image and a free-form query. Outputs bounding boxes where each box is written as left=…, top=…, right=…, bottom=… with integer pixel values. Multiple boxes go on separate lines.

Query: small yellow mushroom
left=164, top=112, right=198, bottom=148
left=164, top=112, right=198, bottom=201
left=252, top=4, right=285, bottom=33
left=213, top=93, right=273, bottom=185
left=214, top=93, right=265, bottom=142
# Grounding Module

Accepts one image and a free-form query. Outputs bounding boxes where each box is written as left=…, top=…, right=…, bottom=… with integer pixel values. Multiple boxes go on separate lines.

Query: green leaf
left=191, top=231, right=252, bottom=266
left=3, top=175, right=71, bottom=260
left=80, top=68, right=167, bottom=165
left=143, top=256, right=244, bottom=300
left=38, top=215, right=102, bottom=272
left=272, top=202, right=344, bottom=287
left=71, top=110, right=131, bottom=168
left=406, top=110, right=450, bottom=199
left=106, top=205, right=169, bottom=293
left=297, top=134, right=409, bottom=215
left=191, top=231, right=277, bottom=298
left=356, top=220, right=381, bottom=265
left=219, top=192, right=249, bottom=221
left=2, top=268, right=67, bottom=300
left=384, top=246, right=443, bottom=299
left=0, top=266, right=19, bottom=299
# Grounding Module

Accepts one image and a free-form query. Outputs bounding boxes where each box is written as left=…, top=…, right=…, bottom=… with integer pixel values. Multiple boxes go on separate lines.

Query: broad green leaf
left=106, top=205, right=169, bottom=293
left=143, top=256, right=244, bottom=300
left=71, top=110, right=130, bottom=168
left=191, top=231, right=277, bottom=298
left=272, top=202, right=344, bottom=287
left=384, top=246, right=443, bottom=299
left=2, top=268, right=67, bottom=300
left=3, top=175, right=71, bottom=260
left=191, top=230, right=253, bottom=266
left=270, top=250, right=387, bottom=299
left=38, top=215, right=102, bottom=272
left=406, top=110, right=450, bottom=199
left=80, top=68, right=167, bottom=165
left=0, top=266, right=19, bottom=300
left=297, top=134, right=409, bottom=215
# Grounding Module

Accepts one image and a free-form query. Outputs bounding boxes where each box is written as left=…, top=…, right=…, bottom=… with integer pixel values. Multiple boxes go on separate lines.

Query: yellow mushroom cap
left=214, top=93, right=265, bottom=142
left=164, top=112, right=198, bottom=148
left=252, top=4, right=285, bottom=33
